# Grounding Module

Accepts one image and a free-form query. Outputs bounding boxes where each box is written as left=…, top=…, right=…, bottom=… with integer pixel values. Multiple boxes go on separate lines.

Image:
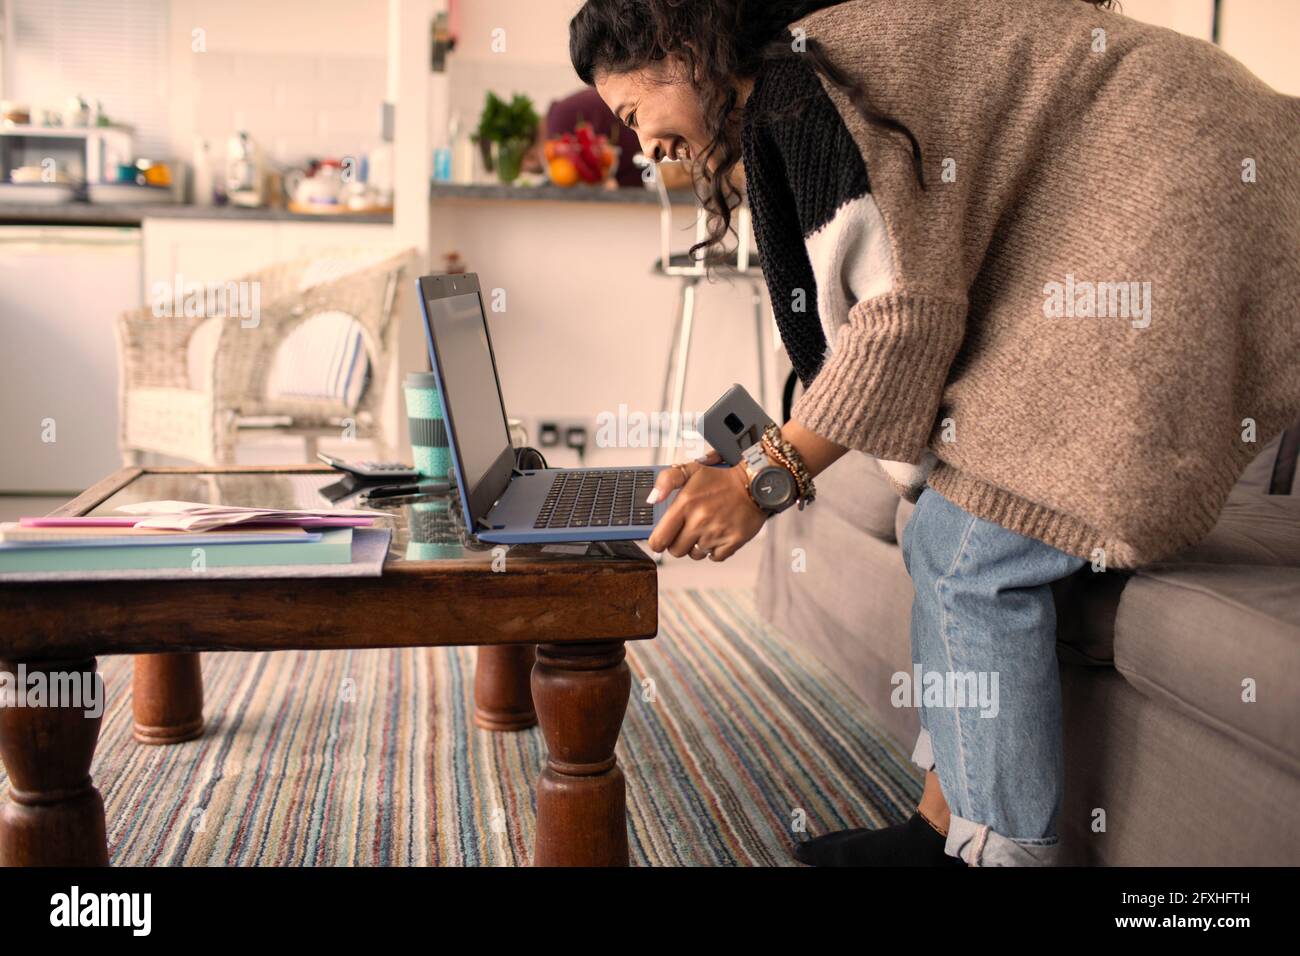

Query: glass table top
left=88, top=470, right=649, bottom=567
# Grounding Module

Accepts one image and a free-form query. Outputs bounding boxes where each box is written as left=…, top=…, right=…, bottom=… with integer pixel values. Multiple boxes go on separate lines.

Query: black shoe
left=793, top=812, right=966, bottom=867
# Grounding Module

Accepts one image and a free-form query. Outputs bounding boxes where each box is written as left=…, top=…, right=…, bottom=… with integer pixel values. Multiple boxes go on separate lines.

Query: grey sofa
left=757, top=429, right=1300, bottom=865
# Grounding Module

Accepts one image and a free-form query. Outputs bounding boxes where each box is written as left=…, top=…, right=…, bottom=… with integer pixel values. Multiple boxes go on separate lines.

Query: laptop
left=417, top=272, right=673, bottom=544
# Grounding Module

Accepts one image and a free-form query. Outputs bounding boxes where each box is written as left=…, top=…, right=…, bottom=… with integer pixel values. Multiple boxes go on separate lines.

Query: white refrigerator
left=0, top=225, right=142, bottom=493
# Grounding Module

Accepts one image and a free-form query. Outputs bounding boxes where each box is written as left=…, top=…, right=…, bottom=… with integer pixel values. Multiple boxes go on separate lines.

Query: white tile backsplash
left=189, top=49, right=384, bottom=166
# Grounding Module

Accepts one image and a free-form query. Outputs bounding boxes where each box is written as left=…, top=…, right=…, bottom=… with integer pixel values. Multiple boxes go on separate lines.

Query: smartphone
left=701, top=383, right=776, bottom=465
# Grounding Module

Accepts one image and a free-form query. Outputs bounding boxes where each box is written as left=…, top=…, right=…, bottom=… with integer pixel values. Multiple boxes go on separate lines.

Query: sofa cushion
left=1234, top=429, right=1293, bottom=495
left=817, top=453, right=901, bottom=542
left=1058, top=664, right=1300, bottom=865
left=1054, top=491, right=1300, bottom=663
left=1113, top=564, right=1300, bottom=774
left=1167, top=487, right=1300, bottom=566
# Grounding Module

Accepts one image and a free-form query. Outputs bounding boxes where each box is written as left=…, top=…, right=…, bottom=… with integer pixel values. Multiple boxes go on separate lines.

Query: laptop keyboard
left=534, top=470, right=658, bottom=529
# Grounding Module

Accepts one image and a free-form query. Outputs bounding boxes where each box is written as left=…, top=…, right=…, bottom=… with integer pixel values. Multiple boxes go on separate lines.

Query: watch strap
left=741, top=440, right=769, bottom=473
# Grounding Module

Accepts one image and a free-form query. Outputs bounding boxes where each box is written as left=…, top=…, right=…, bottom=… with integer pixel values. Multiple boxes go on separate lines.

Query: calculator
left=316, top=453, right=421, bottom=481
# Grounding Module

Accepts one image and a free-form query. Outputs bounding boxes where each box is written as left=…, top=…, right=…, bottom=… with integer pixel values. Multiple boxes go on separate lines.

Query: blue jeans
left=901, top=488, right=1085, bottom=866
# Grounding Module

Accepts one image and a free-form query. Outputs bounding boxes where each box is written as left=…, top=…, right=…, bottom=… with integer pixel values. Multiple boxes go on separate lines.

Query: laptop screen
left=421, top=290, right=513, bottom=514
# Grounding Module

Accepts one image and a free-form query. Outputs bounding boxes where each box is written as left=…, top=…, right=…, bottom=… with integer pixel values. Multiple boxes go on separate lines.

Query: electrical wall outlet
left=536, top=421, right=561, bottom=448
left=526, top=416, right=589, bottom=451
left=564, top=424, right=588, bottom=455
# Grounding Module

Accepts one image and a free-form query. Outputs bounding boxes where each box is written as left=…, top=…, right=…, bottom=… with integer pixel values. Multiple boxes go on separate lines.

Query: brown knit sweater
left=781, top=0, right=1300, bottom=568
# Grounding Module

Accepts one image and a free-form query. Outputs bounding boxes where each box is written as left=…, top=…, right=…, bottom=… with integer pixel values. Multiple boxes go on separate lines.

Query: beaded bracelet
left=762, top=425, right=812, bottom=491
left=763, top=438, right=814, bottom=509
left=761, top=424, right=816, bottom=507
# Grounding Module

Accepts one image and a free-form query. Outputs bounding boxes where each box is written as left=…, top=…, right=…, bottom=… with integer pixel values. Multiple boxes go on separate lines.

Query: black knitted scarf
left=740, top=54, right=873, bottom=387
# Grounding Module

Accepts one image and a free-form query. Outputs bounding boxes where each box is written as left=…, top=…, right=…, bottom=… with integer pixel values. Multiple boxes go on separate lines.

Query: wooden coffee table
left=0, top=465, right=658, bottom=867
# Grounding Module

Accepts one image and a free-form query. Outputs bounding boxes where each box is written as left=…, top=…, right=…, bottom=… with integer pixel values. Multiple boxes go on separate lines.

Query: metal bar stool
left=641, top=156, right=770, bottom=468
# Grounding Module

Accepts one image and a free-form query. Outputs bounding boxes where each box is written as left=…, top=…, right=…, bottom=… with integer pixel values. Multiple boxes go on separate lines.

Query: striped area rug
left=0, top=589, right=921, bottom=866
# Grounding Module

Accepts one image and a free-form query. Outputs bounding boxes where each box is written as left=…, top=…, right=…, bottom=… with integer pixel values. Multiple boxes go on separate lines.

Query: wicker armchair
left=116, top=247, right=418, bottom=465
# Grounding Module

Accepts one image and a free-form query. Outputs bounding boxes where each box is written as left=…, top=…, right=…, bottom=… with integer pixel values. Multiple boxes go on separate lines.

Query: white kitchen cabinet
left=276, top=221, right=395, bottom=260
left=141, top=217, right=393, bottom=293
left=141, top=219, right=278, bottom=294
left=0, top=226, right=141, bottom=493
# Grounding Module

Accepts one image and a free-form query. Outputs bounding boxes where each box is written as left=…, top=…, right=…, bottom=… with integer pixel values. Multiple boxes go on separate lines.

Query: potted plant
left=473, top=92, right=539, bottom=185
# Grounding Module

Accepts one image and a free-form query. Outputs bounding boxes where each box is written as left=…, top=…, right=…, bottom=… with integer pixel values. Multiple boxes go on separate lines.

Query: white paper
left=116, top=499, right=374, bottom=531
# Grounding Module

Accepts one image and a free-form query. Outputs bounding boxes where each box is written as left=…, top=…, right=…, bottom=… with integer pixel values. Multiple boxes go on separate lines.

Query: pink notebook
left=22, top=516, right=374, bottom=529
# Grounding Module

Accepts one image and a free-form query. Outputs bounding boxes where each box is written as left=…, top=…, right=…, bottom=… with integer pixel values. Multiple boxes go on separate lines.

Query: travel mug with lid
left=403, top=371, right=451, bottom=481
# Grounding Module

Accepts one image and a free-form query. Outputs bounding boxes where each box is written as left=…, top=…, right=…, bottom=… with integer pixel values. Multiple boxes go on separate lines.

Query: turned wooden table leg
left=474, top=644, right=537, bottom=731
left=0, top=658, right=109, bottom=866
left=531, top=642, right=631, bottom=867
left=132, top=653, right=204, bottom=745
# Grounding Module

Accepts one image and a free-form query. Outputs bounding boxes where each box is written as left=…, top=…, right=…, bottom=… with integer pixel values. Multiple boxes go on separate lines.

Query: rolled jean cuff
left=911, top=727, right=936, bottom=772
left=946, top=814, right=1060, bottom=867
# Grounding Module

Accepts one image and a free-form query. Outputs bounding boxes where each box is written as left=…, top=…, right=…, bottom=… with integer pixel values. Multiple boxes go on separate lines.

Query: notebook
left=0, top=527, right=353, bottom=573
left=0, top=522, right=317, bottom=547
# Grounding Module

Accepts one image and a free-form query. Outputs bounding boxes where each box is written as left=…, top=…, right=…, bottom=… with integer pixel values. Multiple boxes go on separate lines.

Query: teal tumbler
left=403, top=371, right=452, bottom=481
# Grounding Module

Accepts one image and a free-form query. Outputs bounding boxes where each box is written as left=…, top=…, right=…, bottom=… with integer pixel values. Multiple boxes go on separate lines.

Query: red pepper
left=572, top=149, right=600, bottom=182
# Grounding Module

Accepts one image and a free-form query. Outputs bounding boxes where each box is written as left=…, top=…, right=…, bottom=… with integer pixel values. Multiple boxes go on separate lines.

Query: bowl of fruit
left=544, top=123, right=619, bottom=187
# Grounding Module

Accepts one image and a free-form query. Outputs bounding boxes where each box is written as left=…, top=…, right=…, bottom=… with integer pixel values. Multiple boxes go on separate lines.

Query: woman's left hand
left=646, top=451, right=768, bottom=561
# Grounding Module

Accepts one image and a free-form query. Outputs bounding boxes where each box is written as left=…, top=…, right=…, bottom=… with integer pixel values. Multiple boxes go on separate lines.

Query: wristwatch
left=742, top=441, right=798, bottom=513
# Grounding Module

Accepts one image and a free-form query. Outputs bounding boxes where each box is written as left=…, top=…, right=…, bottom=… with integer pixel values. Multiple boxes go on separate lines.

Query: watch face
left=752, top=466, right=796, bottom=509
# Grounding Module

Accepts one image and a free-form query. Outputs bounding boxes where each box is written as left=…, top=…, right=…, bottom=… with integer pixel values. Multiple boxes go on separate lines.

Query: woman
left=570, top=0, right=1300, bottom=866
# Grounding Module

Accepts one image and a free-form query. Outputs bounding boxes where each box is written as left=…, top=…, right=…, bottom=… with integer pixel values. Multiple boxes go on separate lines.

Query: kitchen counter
left=430, top=180, right=697, bottom=206
left=0, top=183, right=693, bottom=226
left=0, top=203, right=394, bottom=227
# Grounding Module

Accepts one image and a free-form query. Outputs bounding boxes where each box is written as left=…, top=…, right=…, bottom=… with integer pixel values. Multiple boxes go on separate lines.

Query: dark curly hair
left=571, top=0, right=1117, bottom=263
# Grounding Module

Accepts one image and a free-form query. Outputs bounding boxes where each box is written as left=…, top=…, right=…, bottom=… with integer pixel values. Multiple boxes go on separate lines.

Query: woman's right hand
left=646, top=451, right=766, bottom=561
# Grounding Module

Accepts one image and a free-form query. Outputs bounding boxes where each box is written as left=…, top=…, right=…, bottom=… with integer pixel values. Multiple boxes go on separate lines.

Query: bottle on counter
left=449, top=112, right=476, bottom=184
left=225, top=131, right=264, bottom=207
left=192, top=136, right=214, bottom=206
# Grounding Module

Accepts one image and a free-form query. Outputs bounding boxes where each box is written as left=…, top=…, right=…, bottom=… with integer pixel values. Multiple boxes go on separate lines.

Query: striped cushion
left=265, top=310, right=370, bottom=409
